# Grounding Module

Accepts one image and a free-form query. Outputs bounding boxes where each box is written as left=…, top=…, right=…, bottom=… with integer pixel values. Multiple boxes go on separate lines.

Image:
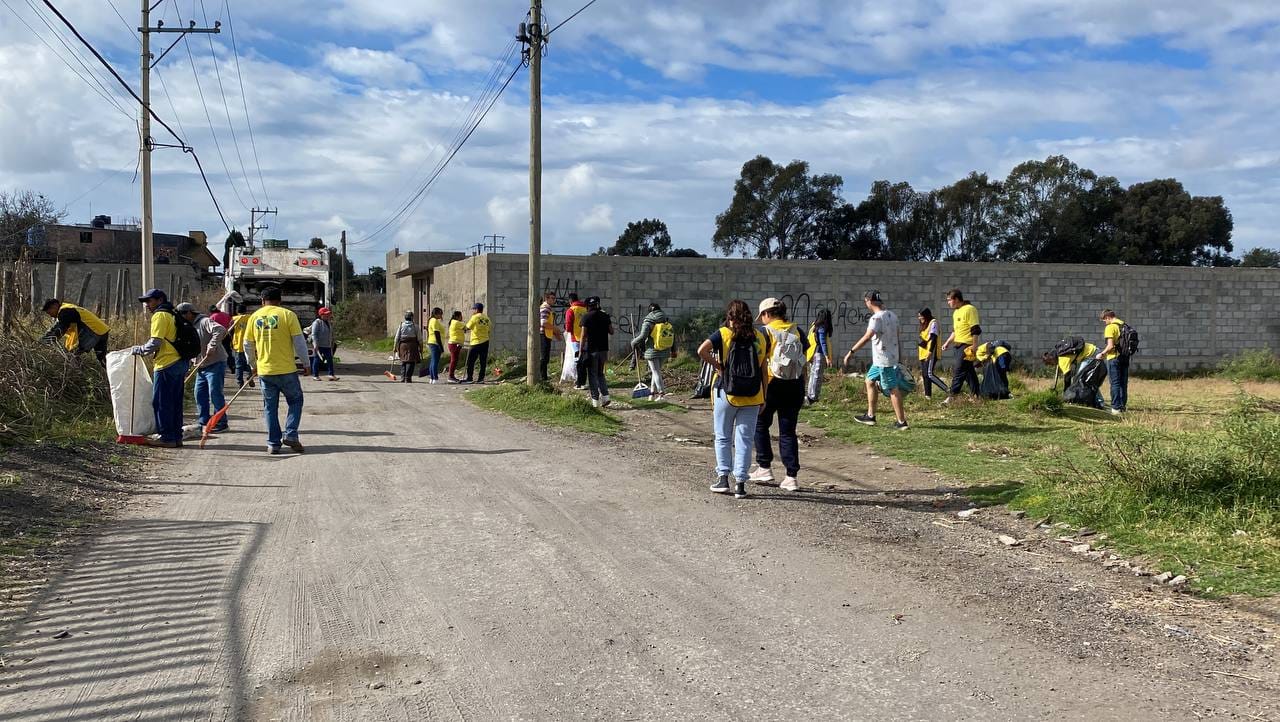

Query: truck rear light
left=240, top=258, right=248, bottom=265
left=252, top=258, right=260, bottom=265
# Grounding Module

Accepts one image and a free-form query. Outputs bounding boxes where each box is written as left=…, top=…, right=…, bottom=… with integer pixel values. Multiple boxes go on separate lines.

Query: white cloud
left=321, top=47, right=423, bottom=86
left=576, top=203, right=613, bottom=233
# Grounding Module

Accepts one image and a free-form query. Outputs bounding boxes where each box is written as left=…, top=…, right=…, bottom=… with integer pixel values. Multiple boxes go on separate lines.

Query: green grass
left=468, top=384, right=622, bottom=435
left=1218, top=349, right=1280, bottom=382
left=802, top=372, right=1280, bottom=597
left=336, top=336, right=395, bottom=353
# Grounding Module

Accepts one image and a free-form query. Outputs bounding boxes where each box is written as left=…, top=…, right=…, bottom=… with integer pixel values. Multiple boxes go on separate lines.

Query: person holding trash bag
left=131, top=289, right=196, bottom=448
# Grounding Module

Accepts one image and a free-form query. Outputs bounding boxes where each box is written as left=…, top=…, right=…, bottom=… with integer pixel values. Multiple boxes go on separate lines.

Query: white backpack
left=765, top=325, right=805, bottom=380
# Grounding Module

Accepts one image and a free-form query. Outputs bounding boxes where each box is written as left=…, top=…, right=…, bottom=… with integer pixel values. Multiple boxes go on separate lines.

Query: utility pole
left=340, top=230, right=348, bottom=303
left=523, top=0, right=543, bottom=386
left=139, top=4, right=219, bottom=292
left=248, top=207, right=277, bottom=247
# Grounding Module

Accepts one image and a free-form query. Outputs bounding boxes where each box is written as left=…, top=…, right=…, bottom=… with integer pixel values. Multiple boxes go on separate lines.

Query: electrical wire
left=200, top=0, right=258, bottom=207
left=546, top=0, right=602, bottom=36
left=223, top=0, right=270, bottom=205
left=176, top=0, right=250, bottom=211
left=0, top=0, right=135, bottom=120
left=106, top=0, right=138, bottom=41
left=22, top=0, right=137, bottom=115
left=37, top=0, right=232, bottom=232
left=348, top=62, right=523, bottom=248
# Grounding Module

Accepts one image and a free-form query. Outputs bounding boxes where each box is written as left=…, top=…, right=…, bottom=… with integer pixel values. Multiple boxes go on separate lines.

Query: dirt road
left=1, top=359, right=1275, bottom=720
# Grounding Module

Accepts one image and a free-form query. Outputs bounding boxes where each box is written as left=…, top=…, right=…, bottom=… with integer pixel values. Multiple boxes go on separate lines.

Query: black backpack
left=1118, top=323, right=1140, bottom=357
left=159, top=309, right=202, bottom=361
left=722, top=334, right=761, bottom=398
left=1052, top=337, right=1084, bottom=358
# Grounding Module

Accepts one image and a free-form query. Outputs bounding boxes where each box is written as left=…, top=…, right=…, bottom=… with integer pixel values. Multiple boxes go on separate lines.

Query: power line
left=200, top=0, right=258, bottom=207
left=37, top=0, right=232, bottom=232
left=106, top=0, right=138, bottom=41
left=175, top=0, right=250, bottom=211
left=223, top=0, right=270, bottom=205
left=349, top=62, right=523, bottom=248
left=547, top=0, right=602, bottom=36
left=0, top=0, right=134, bottom=120
left=21, top=0, right=136, bottom=114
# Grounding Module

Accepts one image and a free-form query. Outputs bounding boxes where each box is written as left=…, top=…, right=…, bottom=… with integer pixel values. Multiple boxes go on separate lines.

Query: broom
left=199, top=379, right=254, bottom=449
left=384, top=352, right=399, bottom=380
left=630, top=351, right=651, bottom=399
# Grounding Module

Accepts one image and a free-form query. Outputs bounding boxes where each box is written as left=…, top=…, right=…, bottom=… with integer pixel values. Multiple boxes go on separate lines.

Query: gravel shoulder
left=0, top=356, right=1275, bottom=721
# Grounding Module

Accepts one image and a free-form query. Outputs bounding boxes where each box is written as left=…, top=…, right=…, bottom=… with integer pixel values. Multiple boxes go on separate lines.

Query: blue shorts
left=866, top=365, right=913, bottom=396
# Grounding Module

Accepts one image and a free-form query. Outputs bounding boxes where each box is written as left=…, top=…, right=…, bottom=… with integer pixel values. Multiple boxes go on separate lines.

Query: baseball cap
left=472, top=302, right=484, bottom=311
left=137, top=288, right=166, bottom=302
left=318, top=307, right=332, bottom=317
left=174, top=302, right=197, bottom=314
left=757, top=297, right=781, bottom=318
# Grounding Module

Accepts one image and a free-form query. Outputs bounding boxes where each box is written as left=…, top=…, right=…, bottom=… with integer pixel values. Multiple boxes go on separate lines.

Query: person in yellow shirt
left=463, top=302, right=492, bottom=384
left=40, top=298, right=111, bottom=365
left=130, top=289, right=188, bottom=447
left=446, top=311, right=465, bottom=382
left=698, top=299, right=771, bottom=500
left=940, top=288, right=981, bottom=403
left=229, top=304, right=255, bottom=388
left=1094, top=309, right=1129, bottom=415
left=748, top=298, right=808, bottom=492
left=244, top=286, right=309, bottom=454
left=538, top=291, right=564, bottom=382
left=422, top=307, right=447, bottom=383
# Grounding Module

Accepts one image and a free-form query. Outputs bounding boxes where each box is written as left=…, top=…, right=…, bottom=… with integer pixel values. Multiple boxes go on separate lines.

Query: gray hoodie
left=631, top=309, right=671, bottom=361
left=307, top=318, right=333, bottom=349
left=194, top=315, right=229, bottom=368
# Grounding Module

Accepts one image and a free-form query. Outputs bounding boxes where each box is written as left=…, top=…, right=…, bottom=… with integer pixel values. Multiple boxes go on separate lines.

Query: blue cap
left=137, top=288, right=166, bottom=302
left=472, top=302, right=484, bottom=311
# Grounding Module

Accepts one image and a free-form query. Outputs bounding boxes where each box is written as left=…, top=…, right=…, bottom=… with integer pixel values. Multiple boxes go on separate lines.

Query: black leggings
left=466, top=342, right=490, bottom=382
left=920, top=357, right=948, bottom=398
left=401, top=362, right=416, bottom=382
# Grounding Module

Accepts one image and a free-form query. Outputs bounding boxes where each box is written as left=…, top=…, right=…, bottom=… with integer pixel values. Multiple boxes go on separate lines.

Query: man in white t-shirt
left=842, top=290, right=910, bottom=430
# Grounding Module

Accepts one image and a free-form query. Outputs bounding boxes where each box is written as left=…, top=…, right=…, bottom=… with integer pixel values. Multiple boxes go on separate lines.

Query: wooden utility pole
left=525, top=0, right=543, bottom=386
left=139, top=3, right=220, bottom=291
left=340, top=230, right=348, bottom=303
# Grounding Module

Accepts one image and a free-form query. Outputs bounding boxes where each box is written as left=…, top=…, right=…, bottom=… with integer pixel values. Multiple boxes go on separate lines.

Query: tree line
left=706, top=154, right=1262, bottom=266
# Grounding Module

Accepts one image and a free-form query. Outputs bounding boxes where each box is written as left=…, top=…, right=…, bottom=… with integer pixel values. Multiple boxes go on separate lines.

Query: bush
left=1012, top=389, right=1064, bottom=416
left=1218, top=349, right=1280, bottom=382
left=673, top=310, right=721, bottom=354
left=0, top=323, right=113, bottom=444
left=333, top=293, right=386, bottom=341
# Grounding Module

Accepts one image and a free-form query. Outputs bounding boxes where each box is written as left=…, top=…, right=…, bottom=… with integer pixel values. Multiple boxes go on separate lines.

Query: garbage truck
left=224, top=241, right=332, bottom=327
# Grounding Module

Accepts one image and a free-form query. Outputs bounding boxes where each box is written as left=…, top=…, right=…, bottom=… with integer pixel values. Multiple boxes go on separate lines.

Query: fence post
left=1, top=269, right=13, bottom=332
left=76, top=272, right=93, bottom=307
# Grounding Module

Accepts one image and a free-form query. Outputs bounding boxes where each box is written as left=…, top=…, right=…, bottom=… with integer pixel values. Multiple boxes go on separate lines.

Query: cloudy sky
left=2, top=1, right=1279, bottom=271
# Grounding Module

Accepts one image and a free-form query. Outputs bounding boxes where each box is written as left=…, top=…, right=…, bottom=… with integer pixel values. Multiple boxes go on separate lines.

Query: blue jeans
left=426, top=344, right=442, bottom=380
left=310, top=347, right=335, bottom=378
left=195, top=360, right=227, bottom=429
left=152, top=360, right=189, bottom=443
left=235, top=351, right=252, bottom=386
left=713, top=393, right=761, bottom=482
left=260, top=372, right=304, bottom=448
left=1107, top=356, right=1130, bottom=411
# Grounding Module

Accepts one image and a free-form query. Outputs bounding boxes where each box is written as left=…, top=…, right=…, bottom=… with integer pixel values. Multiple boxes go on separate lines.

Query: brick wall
left=418, top=253, right=1280, bottom=370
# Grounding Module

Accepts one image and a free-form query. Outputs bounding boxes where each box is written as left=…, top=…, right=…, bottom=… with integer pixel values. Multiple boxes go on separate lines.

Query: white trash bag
left=560, top=340, right=579, bottom=383
left=106, top=350, right=155, bottom=437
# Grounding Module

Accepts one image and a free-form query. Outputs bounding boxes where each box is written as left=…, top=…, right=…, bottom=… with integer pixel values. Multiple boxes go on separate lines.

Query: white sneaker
left=591, top=398, right=601, bottom=408
left=748, top=466, right=774, bottom=483
left=780, top=476, right=799, bottom=491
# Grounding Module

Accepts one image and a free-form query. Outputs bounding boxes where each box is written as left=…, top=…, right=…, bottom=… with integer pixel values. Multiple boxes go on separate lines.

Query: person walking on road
left=698, top=299, right=770, bottom=500
left=177, top=303, right=229, bottom=433
left=394, top=311, right=421, bottom=383
left=464, top=303, right=492, bottom=383
left=130, top=289, right=190, bottom=448
left=308, top=307, right=338, bottom=381
left=209, top=304, right=233, bottom=366
left=917, top=308, right=948, bottom=400
left=446, top=311, right=465, bottom=382
left=564, top=293, right=589, bottom=389
left=940, top=289, right=981, bottom=403
left=230, top=304, right=255, bottom=389
left=580, top=296, right=614, bottom=407
left=805, top=308, right=832, bottom=404
left=424, top=307, right=446, bottom=384
left=750, top=298, right=808, bottom=492
left=244, top=286, right=308, bottom=455
left=844, top=291, right=910, bottom=430
left=631, top=303, right=672, bottom=401
left=1095, top=309, right=1130, bottom=415
left=40, top=298, right=111, bottom=366
left=539, top=292, right=564, bottom=382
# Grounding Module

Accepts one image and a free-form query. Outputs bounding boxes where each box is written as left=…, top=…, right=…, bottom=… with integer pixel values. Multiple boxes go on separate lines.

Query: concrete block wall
left=423, top=253, right=1280, bottom=370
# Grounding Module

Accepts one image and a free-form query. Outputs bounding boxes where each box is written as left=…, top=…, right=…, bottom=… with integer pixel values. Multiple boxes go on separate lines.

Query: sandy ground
left=0, top=356, right=1275, bottom=721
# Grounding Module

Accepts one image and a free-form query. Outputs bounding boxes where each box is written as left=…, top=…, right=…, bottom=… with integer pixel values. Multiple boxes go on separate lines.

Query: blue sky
left=2, top=1, right=1279, bottom=271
